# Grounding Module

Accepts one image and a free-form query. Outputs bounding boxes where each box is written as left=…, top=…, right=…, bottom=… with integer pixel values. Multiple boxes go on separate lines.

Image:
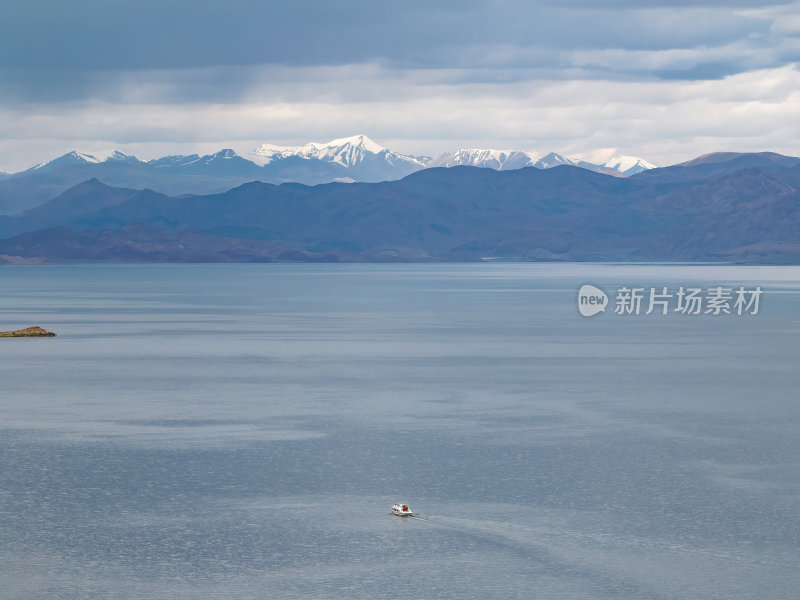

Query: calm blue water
left=1, top=263, right=799, bottom=599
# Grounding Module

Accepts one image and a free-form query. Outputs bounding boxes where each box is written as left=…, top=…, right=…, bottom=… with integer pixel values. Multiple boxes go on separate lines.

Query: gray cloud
left=1, top=1, right=794, bottom=74
left=1, top=1, right=798, bottom=170
left=1, top=62, right=797, bottom=171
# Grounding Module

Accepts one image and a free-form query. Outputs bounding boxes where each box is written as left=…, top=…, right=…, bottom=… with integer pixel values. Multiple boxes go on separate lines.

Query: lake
left=1, top=263, right=799, bottom=599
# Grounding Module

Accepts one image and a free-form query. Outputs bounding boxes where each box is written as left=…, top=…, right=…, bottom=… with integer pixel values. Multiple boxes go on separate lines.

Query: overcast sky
left=1, top=0, right=799, bottom=171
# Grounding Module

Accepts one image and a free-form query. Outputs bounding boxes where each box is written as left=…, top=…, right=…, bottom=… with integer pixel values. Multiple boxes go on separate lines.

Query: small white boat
left=392, top=503, right=413, bottom=516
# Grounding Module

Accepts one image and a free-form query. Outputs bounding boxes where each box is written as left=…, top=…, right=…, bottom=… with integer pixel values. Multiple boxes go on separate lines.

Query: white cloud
left=1, top=64, right=798, bottom=172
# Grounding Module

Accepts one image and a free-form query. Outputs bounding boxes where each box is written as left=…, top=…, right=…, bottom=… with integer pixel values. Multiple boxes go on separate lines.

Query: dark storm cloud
left=0, top=2, right=779, bottom=68
left=0, top=0, right=796, bottom=102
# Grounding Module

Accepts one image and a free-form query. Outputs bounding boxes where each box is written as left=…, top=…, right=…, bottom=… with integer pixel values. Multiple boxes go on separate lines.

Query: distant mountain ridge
left=252, top=134, right=426, bottom=166
left=1, top=151, right=799, bottom=264
left=427, top=149, right=536, bottom=170
left=23, top=136, right=654, bottom=179
left=251, top=135, right=426, bottom=182
left=0, top=135, right=659, bottom=215
left=601, top=155, right=657, bottom=176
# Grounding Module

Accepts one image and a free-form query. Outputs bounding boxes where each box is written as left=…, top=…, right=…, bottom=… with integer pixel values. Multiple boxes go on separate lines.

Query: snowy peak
left=148, top=149, right=245, bottom=168
left=28, top=150, right=139, bottom=172
left=421, top=148, right=655, bottom=177
left=533, top=152, right=578, bottom=169
left=104, top=150, right=140, bottom=164
left=601, top=155, right=656, bottom=176
left=11, top=138, right=656, bottom=183
left=201, top=149, right=242, bottom=163
left=142, top=149, right=262, bottom=177
left=325, top=134, right=385, bottom=155
left=148, top=154, right=201, bottom=168
left=31, top=151, right=98, bottom=170
left=251, top=135, right=424, bottom=169
left=533, top=153, right=655, bottom=175
left=211, top=149, right=239, bottom=160
left=428, top=149, right=536, bottom=170
left=71, top=151, right=103, bottom=164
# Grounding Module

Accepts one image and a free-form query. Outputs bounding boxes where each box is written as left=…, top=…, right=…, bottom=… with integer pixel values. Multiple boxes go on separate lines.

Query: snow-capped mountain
left=104, top=150, right=140, bottom=164
left=530, top=152, right=656, bottom=176
left=1, top=138, right=661, bottom=217
left=427, top=149, right=537, bottom=170
left=425, top=149, right=657, bottom=176
left=4, top=139, right=658, bottom=214
left=147, top=149, right=262, bottom=175
left=601, top=155, right=656, bottom=176
left=15, top=139, right=655, bottom=183
left=147, top=154, right=199, bottom=168
left=251, top=134, right=384, bottom=166
left=26, top=150, right=141, bottom=173
left=250, top=134, right=426, bottom=181
left=26, top=148, right=262, bottom=177
left=29, top=148, right=258, bottom=173
left=531, top=152, right=579, bottom=169
left=37, top=151, right=101, bottom=168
